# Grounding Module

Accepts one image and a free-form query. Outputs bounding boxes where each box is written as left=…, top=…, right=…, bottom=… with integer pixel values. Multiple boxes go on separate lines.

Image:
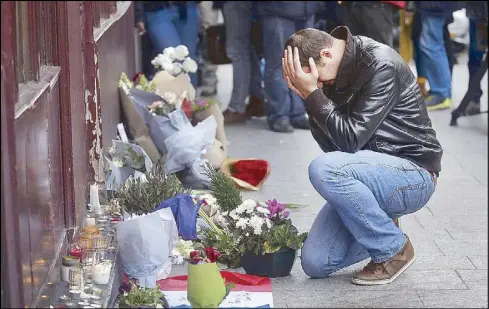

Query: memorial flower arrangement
left=108, top=144, right=148, bottom=173
left=151, top=45, right=198, bottom=77
left=114, top=159, right=187, bottom=216
left=197, top=165, right=307, bottom=270
left=118, top=279, right=169, bottom=308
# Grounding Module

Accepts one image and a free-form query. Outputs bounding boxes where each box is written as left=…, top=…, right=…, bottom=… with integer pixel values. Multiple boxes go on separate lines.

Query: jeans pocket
left=385, top=182, right=432, bottom=217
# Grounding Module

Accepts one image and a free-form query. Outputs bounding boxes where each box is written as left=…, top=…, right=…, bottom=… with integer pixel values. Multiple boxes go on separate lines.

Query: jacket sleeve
left=134, top=1, right=145, bottom=24
left=304, top=61, right=400, bottom=153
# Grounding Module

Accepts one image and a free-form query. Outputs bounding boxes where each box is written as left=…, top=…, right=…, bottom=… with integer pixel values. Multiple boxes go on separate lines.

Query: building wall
left=0, top=2, right=135, bottom=308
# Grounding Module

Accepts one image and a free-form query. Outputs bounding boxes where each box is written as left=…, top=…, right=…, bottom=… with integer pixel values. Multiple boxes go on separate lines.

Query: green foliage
left=203, top=163, right=242, bottom=213
left=119, top=286, right=168, bottom=308
left=263, top=220, right=308, bottom=254
left=199, top=229, right=243, bottom=268
left=114, top=157, right=188, bottom=215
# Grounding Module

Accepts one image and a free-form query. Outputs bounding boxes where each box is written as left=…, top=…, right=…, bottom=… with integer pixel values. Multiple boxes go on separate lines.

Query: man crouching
left=282, top=26, right=442, bottom=285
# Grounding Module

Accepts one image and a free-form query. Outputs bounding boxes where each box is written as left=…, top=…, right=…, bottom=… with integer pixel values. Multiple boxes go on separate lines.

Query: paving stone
left=456, top=269, right=488, bottom=289
left=416, top=289, right=488, bottom=308
left=434, top=240, right=488, bottom=257
left=281, top=289, right=424, bottom=308
left=468, top=256, right=488, bottom=270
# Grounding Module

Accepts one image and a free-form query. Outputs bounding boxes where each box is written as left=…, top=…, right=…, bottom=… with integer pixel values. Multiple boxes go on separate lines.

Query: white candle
left=86, top=218, right=96, bottom=226
left=92, top=261, right=112, bottom=285
left=90, top=184, right=100, bottom=210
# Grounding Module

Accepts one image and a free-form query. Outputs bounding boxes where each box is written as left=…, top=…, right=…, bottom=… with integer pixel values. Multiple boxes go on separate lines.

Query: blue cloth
left=145, top=1, right=200, bottom=87
left=468, top=19, right=485, bottom=102
left=301, top=150, right=436, bottom=278
left=418, top=13, right=452, bottom=98
left=261, top=15, right=314, bottom=125
left=153, top=194, right=201, bottom=241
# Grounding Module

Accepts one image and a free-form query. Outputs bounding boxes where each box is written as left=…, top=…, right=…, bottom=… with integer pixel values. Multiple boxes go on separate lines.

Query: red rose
left=205, top=247, right=221, bottom=263
left=190, top=250, right=200, bottom=259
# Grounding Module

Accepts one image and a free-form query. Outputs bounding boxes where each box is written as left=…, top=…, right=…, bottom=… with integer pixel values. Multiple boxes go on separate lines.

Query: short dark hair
left=284, top=28, right=334, bottom=67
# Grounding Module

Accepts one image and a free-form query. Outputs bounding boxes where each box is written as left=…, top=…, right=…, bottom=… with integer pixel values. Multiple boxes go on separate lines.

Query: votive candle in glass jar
left=61, top=256, right=80, bottom=282
left=91, top=260, right=112, bottom=285
left=68, top=241, right=89, bottom=261
left=68, top=265, right=83, bottom=291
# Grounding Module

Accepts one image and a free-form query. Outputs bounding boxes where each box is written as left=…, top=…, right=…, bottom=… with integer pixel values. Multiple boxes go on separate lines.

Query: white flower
left=236, top=218, right=249, bottom=229
left=171, top=62, right=183, bottom=76
left=163, top=47, right=176, bottom=59
left=229, top=209, right=239, bottom=220
left=182, top=57, right=198, bottom=73
left=161, top=92, right=177, bottom=105
left=171, top=254, right=184, bottom=265
left=249, top=215, right=265, bottom=235
left=109, top=146, right=116, bottom=156
left=265, top=218, right=272, bottom=229
left=256, top=207, right=270, bottom=215
left=174, top=45, right=189, bottom=61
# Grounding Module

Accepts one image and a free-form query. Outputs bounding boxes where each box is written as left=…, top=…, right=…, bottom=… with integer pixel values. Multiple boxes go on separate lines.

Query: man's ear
left=320, top=48, right=332, bottom=59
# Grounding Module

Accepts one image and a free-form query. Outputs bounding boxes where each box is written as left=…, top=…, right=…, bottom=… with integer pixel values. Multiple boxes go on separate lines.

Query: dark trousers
left=342, top=2, right=395, bottom=48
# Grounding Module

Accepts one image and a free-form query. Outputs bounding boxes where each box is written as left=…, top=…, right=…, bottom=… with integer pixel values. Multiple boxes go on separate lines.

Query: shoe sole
left=426, top=101, right=452, bottom=111
left=351, top=256, right=416, bottom=286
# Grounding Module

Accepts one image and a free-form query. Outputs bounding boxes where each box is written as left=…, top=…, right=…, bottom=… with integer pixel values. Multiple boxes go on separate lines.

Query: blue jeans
left=222, top=1, right=265, bottom=113
left=468, top=19, right=485, bottom=102
left=262, top=16, right=314, bottom=125
left=418, top=13, right=452, bottom=98
left=301, top=150, right=436, bottom=278
left=145, top=2, right=200, bottom=87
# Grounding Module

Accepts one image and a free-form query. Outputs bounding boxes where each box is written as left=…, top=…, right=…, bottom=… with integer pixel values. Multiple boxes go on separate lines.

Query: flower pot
left=241, top=248, right=296, bottom=278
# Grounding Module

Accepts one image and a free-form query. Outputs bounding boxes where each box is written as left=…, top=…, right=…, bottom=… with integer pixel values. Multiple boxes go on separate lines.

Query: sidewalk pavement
left=212, top=52, right=488, bottom=308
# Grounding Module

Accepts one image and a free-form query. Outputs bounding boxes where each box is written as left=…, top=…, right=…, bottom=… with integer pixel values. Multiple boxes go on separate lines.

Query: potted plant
left=198, top=166, right=307, bottom=277
left=118, top=279, right=169, bottom=308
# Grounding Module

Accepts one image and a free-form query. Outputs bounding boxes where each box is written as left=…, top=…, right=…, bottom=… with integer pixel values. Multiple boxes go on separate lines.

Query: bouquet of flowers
left=151, top=45, right=198, bottom=77
left=186, top=245, right=234, bottom=308
left=119, top=279, right=169, bottom=308
left=197, top=165, right=307, bottom=269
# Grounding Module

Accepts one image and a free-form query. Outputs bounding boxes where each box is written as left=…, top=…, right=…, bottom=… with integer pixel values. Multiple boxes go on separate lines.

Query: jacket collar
left=330, top=26, right=357, bottom=92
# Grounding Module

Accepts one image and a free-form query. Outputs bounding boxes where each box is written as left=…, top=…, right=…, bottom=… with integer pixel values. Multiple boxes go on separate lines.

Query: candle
left=91, top=261, right=112, bottom=285
left=89, top=184, right=100, bottom=211
left=86, top=218, right=96, bottom=227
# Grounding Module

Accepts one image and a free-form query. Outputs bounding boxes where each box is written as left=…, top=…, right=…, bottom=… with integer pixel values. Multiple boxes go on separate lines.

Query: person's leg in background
left=198, top=1, right=219, bottom=97
left=222, top=1, right=256, bottom=123
left=443, top=16, right=456, bottom=76
left=412, top=13, right=429, bottom=97
left=466, top=18, right=485, bottom=115
left=419, top=13, right=452, bottom=111
left=174, top=1, right=200, bottom=87
left=262, top=16, right=304, bottom=132
left=145, top=6, right=181, bottom=63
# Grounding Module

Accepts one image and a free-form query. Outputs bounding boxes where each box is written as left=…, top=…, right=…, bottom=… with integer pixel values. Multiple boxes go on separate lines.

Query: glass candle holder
left=68, top=241, right=89, bottom=261
left=81, top=225, right=100, bottom=236
left=91, top=235, right=110, bottom=250
left=68, top=265, right=83, bottom=291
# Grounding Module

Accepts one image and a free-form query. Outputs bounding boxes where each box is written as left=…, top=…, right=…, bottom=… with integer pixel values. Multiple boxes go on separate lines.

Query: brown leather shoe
left=223, top=110, right=247, bottom=124
left=351, top=236, right=415, bottom=285
left=245, top=95, right=266, bottom=118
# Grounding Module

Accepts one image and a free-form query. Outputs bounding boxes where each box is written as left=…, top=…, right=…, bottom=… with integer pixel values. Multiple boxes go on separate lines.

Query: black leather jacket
left=305, top=27, right=443, bottom=174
